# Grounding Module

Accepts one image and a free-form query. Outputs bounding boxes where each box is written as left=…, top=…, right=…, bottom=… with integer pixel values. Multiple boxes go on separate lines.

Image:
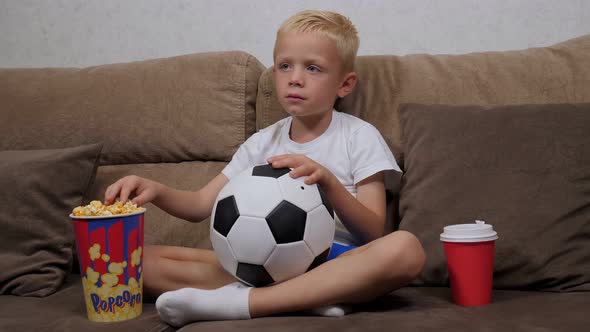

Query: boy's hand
left=267, top=154, right=336, bottom=187
left=104, top=175, right=161, bottom=206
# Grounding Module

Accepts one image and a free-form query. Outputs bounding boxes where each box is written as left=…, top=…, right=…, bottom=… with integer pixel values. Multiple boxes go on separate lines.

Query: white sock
left=155, top=282, right=251, bottom=326
left=307, top=304, right=353, bottom=317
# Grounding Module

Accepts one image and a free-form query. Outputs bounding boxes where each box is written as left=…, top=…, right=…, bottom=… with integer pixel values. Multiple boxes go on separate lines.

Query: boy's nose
left=289, top=79, right=302, bottom=87
left=289, top=69, right=304, bottom=87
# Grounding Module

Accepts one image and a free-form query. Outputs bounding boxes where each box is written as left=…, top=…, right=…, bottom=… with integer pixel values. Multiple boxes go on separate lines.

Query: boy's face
left=272, top=31, right=356, bottom=118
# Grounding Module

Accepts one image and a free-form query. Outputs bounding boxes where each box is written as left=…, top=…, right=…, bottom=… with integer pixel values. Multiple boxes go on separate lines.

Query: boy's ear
left=337, top=72, right=358, bottom=98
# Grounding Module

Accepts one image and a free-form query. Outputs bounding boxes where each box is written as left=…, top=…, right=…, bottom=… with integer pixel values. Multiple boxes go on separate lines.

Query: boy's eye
left=306, top=65, right=320, bottom=72
left=279, top=63, right=291, bottom=71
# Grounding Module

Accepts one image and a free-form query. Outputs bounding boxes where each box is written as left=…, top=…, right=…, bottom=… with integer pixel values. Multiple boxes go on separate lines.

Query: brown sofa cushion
left=398, top=103, right=590, bottom=291
left=84, top=161, right=226, bottom=247
left=0, top=51, right=264, bottom=165
left=0, top=143, right=102, bottom=296
left=256, top=34, right=590, bottom=168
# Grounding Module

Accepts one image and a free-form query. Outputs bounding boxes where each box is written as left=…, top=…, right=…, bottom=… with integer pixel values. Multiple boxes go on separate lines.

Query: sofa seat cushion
left=176, top=287, right=588, bottom=332
left=0, top=275, right=174, bottom=332
left=2, top=279, right=585, bottom=331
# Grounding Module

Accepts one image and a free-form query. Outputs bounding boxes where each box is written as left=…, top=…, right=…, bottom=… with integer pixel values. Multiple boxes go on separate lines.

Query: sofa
left=1, top=33, right=589, bottom=332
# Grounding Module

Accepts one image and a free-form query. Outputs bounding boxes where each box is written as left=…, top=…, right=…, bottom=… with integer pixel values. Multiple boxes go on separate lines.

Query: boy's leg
left=249, top=230, right=425, bottom=317
left=143, top=245, right=237, bottom=296
left=156, top=230, right=425, bottom=324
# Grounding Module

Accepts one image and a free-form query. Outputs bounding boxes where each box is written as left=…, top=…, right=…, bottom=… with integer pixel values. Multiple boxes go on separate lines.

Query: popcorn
left=130, top=247, right=142, bottom=267
left=108, top=262, right=125, bottom=275
left=101, top=273, right=119, bottom=287
left=89, top=244, right=101, bottom=260
left=72, top=200, right=145, bottom=217
left=86, top=267, right=100, bottom=284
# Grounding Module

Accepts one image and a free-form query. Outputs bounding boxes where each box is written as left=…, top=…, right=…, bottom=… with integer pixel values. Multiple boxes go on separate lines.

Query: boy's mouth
left=286, top=93, right=305, bottom=102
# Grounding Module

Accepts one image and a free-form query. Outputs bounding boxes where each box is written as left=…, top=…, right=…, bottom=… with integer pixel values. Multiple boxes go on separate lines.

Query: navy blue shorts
left=327, top=242, right=358, bottom=260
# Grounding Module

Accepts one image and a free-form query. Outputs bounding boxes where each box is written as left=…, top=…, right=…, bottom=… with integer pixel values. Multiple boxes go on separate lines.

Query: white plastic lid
left=440, top=220, right=498, bottom=243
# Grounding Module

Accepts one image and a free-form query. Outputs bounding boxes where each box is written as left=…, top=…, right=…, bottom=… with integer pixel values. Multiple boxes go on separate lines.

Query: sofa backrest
left=0, top=51, right=265, bottom=247
left=256, top=34, right=590, bottom=169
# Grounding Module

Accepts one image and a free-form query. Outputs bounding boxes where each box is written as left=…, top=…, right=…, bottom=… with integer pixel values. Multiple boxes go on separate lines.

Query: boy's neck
left=289, top=110, right=334, bottom=144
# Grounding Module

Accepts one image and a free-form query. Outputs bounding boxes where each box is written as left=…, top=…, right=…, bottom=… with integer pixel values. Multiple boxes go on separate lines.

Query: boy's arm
left=267, top=154, right=387, bottom=243
left=322, top=171, right=387, bottom=244
left=154, top=173, right=229, bottom=223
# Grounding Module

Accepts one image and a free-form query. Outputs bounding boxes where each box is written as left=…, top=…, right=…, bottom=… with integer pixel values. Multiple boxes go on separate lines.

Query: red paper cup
left=70, top=210, right=145, bottom=322
left=440, top=221, right=498, bottom=307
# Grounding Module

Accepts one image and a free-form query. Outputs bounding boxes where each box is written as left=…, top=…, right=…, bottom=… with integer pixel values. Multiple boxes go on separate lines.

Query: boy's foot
left=155, top=282, right=251, bottom=327
left=308, top=304, right=353, bottom=317
left=155, top=282, right=352, bottom=326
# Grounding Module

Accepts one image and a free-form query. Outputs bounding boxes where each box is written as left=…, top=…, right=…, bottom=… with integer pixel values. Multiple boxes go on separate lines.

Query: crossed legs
left=144, top=230, right=425, bottom=324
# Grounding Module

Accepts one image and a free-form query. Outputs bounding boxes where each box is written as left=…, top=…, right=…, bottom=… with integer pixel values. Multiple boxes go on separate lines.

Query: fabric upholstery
left=0, top=51, right=264, bottom=165
left=0, top=143, right=102, bottom=296
left=1, top=276, right=588, bottom=332
left=398, top=103, right=590, bottom=291
left=176, top=287, right=590, bottom=332
left=0, top=276, right=172, bottom=332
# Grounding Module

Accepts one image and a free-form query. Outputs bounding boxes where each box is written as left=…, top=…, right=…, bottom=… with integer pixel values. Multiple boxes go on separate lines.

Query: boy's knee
left=380, top=230, right=426, bottom=281
left=398, top=231, right=426, bottom=279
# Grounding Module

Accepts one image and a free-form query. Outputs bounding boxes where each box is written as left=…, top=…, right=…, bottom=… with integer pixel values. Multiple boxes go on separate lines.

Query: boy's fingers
left=290, top=164, right=310, bottom=178
left=131, top=194, right=144, bottom=206
left=273, top=156, right=305, bottom=169
left=104, top=182, right=121, bottom=204
left=118, top=177, right=139, bottom=204
left=269, top=159, right=285, bottom=168
left=119, top=184, right=133, bottom=204
left=267, top=154, right=292, bottom=164
left=304, top=171, right=319, bottom=185
left=103, top=187, right=111, bottom=204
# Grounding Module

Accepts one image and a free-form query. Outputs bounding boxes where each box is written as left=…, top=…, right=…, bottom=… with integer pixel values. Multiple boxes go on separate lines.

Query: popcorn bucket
left=70, top=210, right=144, bottom=322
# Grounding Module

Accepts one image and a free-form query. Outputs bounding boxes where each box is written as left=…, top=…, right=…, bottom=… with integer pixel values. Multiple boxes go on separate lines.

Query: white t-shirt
left=222, top=110, right=401, bottom=245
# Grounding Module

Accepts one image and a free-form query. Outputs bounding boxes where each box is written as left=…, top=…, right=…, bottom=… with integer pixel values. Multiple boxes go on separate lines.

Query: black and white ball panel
left=276, top=173, right=323, bottom=212
left=209, top=228, right=238, bottom=278
left=265, top=241, right=315, bottom=282
left=227, top=216, right=277, bottom=265
left=304, top=205, right=336, bottom=256
left=266, top=200, right=307, bottom=244
left=236, top=262, right=274, bottom=287
left=252, top=164, right=290, bottom=178
left=212, top=196, right=239, bottom=237
left=307, top=248, right=331, bottom=272
left=216, top=172, right=283, bottom=218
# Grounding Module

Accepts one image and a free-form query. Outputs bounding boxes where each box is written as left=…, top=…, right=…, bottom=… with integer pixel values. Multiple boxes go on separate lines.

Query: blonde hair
left=274, top=10, right=359, bottom=72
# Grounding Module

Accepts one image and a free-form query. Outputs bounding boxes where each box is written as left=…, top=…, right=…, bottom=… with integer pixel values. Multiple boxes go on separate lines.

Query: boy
left=104, top=10, right=425, bottom=326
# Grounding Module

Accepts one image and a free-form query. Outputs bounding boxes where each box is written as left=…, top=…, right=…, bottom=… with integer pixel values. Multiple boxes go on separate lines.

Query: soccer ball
left=210, top=164, right=335, bottom=287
